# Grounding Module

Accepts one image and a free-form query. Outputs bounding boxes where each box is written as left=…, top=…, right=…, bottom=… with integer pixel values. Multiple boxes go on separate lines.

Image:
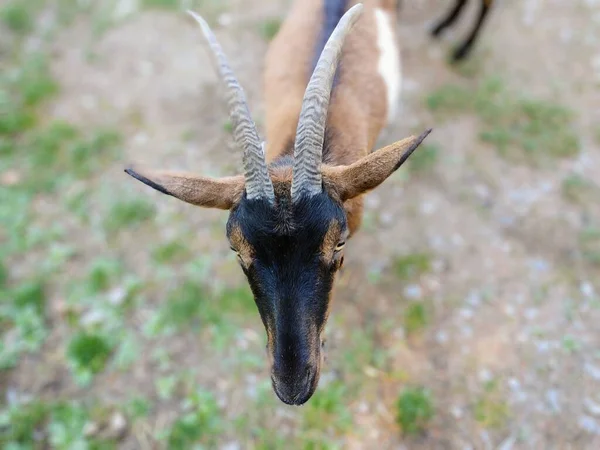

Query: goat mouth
left=271, top=369, right=319, bottom=406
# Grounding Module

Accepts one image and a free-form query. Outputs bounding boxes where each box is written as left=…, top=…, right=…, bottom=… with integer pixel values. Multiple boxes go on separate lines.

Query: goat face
left=226, top=184, right=347, bottom=405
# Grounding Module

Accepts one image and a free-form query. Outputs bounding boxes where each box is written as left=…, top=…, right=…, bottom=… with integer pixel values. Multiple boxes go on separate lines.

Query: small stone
left=585, top=362, right=600, bottom=381
left=579, top=415, right=600, bottom=434
left=83, top=421, right=99, bottom=437
left=108, top=412, right=127, bottom=439
left=584, top=398, right=600, bottom=416
left=217, top=13, right=233, bottom=27
left=545, top=389, right=561, bottom=413
left=581, top=282, right=595, bottom=298
left=403, top=284, right=422, bottom=299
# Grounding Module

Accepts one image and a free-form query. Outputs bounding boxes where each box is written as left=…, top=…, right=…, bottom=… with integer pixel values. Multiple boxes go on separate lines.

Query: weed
left=404, top=302, right=428, bottom=336
left=158, top=389, right=222, bottom=449
left=223, top=119, right=233, bottom=133
left=396, top=386, right=434, bottom=435
left=393, top=253, right=432, bottom=281
left=0, top=279, right=47, bottom=368
left=0, top=399, right=118, bottom=449
left=85, top=258, right=123, bottom=294
left=408, top=143, right=439, bottom=174
left=579, top=227, right=600, bottom=266
left=103, top=197, right=156, bottom=232
left=474, top=380, right=509, bottom=429
left=561, top=174, right=597, bottom=204
left=427, top=77, right=580, bottom=164
left=301, top=381, right=352, bottom=442
left=1, top=0, right=34, bottom=35
left=156, top=375, right=179, bottom=400
left=0, top=53, right=58, bottom=136
left=143, top=0, right=180, bottom=9
left=66, top=331, right=114, bottom=386
left=259, top=18, right=282, bottom=41
left=152, top=239, right=190, bottom=264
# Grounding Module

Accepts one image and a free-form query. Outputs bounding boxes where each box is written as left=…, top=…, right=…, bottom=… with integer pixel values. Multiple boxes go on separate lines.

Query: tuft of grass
left=0, top=0, right=34, bottom=35
left=396, top=386, right=435, bottom=435
left=103, top=197, right=156, bottom=232
left=158, top=389, right=222, bottom=449
left=427, top=77, right=580, bottom=164
left=408, top=143, right=439, bottom=174
left=0, top=280, right=47, bottom=369
left=0, top=53, right=58, bottom=137
left=404, top=302, right=428, bottom=336
left=393, top=252, right=432, bottom=281
left=142, top=0, right=180, bottom=9
left=579, top=226, right=600, bottom=266
left=259, top=18, right=281, bottom=41
left=561, top=174, right=598, bottom=204
left=85, top=258, right=122, bottom=294
left=66, top=332, right=114, bottom=386
left=0, top=399, right=118, bottom=449
left=301, top=381, right=352, bottom=445
left=152, top=239, right=190, bottom=264
left=474, top=379, right=509, bottom=429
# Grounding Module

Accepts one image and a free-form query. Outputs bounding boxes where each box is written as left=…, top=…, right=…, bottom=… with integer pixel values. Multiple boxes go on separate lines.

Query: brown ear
left=124, top=166, right=245, bottom=210
left=322, top=129, right=432, bottom=201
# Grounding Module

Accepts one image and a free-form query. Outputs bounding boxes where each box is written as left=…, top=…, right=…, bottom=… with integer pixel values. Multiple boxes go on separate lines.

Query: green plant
left=0, top=0, right=34, bottom=34
left=427, top=77, right=580, bottom=164
left=473, top=380, right=509, bottom=429
left=393, top=253, right=432, bottom=281
left=408, top=143, right=439, bottom=174
left=66, top=332, right=114, bottom=386
left=152, top=240, right=190, bottom=264
left=396, top=386, right=434, bottom=435
left=103, top=197, right=156, bottom=232
left=259, top=18, right=282, bottom=41
left=0, top=280, right=47, bottom=368
left=404, top=302, right=428, bottom=335
left=159, top=389, right=222, bottom=449
left=561, top=174, right=596, bottom=204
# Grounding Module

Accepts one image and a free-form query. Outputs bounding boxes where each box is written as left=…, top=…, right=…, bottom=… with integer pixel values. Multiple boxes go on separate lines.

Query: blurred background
left=1, top=0, right=600, bottom=448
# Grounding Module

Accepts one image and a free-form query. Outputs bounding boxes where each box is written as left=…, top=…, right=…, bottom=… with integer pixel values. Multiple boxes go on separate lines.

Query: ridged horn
left=290, top=3, right=364, bottom=202
left=188, top=10, right=274, bottom=203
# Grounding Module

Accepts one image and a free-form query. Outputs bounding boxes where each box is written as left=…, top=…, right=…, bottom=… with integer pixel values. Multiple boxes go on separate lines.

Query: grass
left=473, top=379, right=509, bottom=429
left=300, top=381, right=353, bottom=446
left=0, top=280, right=48, bottom=369
left=427, top=77, right=580, bottom=164
left=393, top=252, right=432, bottom=281
left=0, top=0, right=35, bottom=35
left=0, top=399, right=118, bottom=449
left=404, top=302, right=428, bottom=336
left=157, top=389, right=222, bottom=449
left=103, top=197, right=156, bottom=232
left=396, top=386, right=435, bottom=435
left=579, top=226, right=600, bottom=266
left=66, top=331, right=114, bottom=386
left=561, top=174, right=598, bottom=204
left=0, top=53, right=58, bottom=136
left=152, top=239, right=191, bottom=264
left=259, top=18, right=282, bottom=41
left=142, top=0, right=180, bottom=9
left=408, top=143, right=439, bottom=174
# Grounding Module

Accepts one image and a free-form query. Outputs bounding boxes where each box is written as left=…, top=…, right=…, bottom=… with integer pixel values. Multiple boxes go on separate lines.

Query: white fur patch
left=374, top=8, right=401, bottom=124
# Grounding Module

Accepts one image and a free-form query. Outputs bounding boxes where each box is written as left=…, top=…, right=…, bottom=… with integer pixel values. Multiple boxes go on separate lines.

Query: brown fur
left=264, top=0, right=399, bottom=237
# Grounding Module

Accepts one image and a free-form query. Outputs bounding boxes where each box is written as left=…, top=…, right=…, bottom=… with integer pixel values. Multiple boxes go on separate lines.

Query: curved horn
left=291, top=3, right=364, bottom=202
left=187, top=11, right=274, bottom=203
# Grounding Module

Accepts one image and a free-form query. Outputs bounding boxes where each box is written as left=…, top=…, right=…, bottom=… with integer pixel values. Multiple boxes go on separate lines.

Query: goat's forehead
left=226, top=193, right=347, bottom=243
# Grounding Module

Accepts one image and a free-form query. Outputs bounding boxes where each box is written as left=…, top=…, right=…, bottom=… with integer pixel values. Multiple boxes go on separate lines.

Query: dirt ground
left=3, top=0, right=600, bottom=448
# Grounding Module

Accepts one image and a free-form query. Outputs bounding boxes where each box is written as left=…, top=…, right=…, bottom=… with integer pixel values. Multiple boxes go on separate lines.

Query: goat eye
left=335, top=241, right=345, bottom=252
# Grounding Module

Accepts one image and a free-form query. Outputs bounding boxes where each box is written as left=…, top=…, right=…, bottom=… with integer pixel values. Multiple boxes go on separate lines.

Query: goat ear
left=322, top=129, right=432, bottom=201
left=124, top=166, right=245, bottom=210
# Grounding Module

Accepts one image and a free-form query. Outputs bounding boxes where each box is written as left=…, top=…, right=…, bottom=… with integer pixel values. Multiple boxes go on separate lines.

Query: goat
left=125, top=0, right=431, bottom=405
left=429, top=0, right=494, bottom=61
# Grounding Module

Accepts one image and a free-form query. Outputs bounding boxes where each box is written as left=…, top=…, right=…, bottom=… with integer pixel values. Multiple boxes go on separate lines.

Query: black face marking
left=226, top=189, right=347, bottom=405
